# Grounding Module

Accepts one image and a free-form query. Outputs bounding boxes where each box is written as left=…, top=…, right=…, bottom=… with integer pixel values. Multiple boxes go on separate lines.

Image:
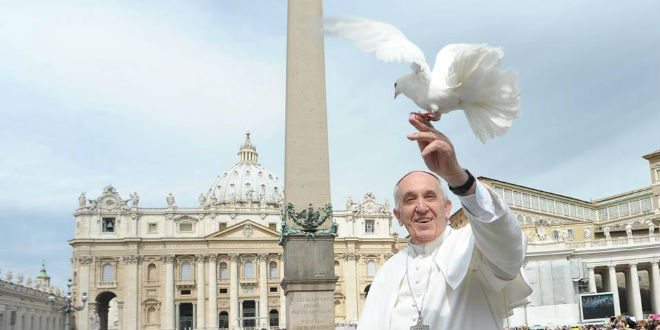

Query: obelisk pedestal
left=281, top=0, right=337, bottom=329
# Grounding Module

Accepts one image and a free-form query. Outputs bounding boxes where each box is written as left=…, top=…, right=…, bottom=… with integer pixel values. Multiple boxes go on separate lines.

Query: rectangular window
left=513, top=191, right=522, bottom=206
left=179, top=223, right=193, bottom=232
left=268, top=223, right=277, bottom=231
left=495, top=187, right=504, bottom=200
left=619, top=203, right=629, bottom=217
left=365, top=220, right=375, bottom=234
left=569, top=204, right=576, bottom=217
left=547, top=200, right=554, bottom=214
left=270, top=287, right=278, bottom=293
left=554, top=200, right=561, bottom=214
left=590, top=210, right=595, bottom=221
left=539, top=198, right=547, bottom=212
left=642, top=198, right=652, bottom=211
left=562, top=202, right=570, bottom=216
left=102, top=217, right=115, bottom=232
left=530, top=196, right=538, bottom=210
left=599, top=208, right=608, bottom=221
left=608, top=205, right=618, bottom=218
left=504, top=190, right=513, bottom=204
left=181, top=290, right=191, bottom=295
left=567, top=229, right=574, bottom=239
left=148, top=223, right=157, bottom=234
left=219, top=288, right=228, bottom=294
left=522, top=193, right=530, bottom=208
left=218, top=223, right=227, bottom=231
left=630, top=200, right=641, bottom=214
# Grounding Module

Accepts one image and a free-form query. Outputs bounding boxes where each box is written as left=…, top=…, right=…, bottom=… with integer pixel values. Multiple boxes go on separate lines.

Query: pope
left=357, top=114, right=532, bottom=330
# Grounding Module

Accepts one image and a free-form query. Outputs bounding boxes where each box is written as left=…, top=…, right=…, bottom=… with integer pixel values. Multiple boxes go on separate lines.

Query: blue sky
left=0, top=0, right=658, bottom=290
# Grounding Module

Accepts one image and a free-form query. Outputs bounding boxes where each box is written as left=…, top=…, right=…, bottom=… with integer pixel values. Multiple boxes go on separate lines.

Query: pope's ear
left=444, top=199, right=452, bottom=219
left=393, top=208, right=403, bottom=226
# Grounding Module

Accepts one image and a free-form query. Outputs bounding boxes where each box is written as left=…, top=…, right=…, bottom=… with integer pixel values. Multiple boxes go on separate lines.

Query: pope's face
left=393, top=172, right=452, bottom=245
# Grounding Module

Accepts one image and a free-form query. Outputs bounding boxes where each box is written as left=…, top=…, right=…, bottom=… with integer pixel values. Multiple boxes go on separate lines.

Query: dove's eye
left=394, top=82, right=397, bottom=88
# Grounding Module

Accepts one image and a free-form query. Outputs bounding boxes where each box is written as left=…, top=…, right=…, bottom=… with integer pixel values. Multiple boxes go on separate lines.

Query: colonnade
left=161, top=253, right=284, bottom=330
left=586, top=260, right=660, bottom=319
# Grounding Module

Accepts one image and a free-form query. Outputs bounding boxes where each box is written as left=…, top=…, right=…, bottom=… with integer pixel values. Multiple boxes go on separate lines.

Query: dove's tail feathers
left=434, top=44, right=520, bottom=142
left=462, top=102, right=518, bottom=143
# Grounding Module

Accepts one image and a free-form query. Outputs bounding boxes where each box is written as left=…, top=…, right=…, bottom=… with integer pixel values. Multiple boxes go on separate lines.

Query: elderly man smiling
left=357, top=115, right=532, bottom=330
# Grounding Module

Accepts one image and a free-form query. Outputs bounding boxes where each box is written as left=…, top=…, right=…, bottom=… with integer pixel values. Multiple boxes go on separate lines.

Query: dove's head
left=394, top=74, right=419, bottom=99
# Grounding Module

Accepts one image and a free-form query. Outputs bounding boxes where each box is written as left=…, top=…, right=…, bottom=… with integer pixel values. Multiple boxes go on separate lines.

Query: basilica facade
left=70, top=133, right=660, bottom=330
left=69, top=133, right=396, bottom=330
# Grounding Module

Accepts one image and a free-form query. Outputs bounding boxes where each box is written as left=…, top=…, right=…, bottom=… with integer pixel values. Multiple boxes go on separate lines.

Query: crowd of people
left=506, top=314, right=660, bottom=330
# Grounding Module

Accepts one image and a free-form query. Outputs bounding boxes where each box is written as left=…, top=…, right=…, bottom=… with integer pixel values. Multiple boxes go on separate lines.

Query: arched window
left=269, top=262, right=277, bottom=279
left=181, top=261, right=192, bottom=280
left=269, top=310, right=279, bottom=327
left=147, top=306, right=157, bottom=324
left=147, top=264, right=157, bottom=281
left=244, top=260, right=255, bottom=279
left=219, top=262, right=228, bottom=280
left=102, top=264, right=115, bottom=282
left=219, top=311, right=229, bottom=329
left=517, top=215, right=523, bottom=223
left=367, top=260, right=376, bottom=277
left=525, top=216, right=532, bottom=224
left=334, top=261, right=340, bottom=276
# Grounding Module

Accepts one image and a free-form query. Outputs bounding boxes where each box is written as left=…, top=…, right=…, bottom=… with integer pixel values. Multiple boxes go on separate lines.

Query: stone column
left=208, top=254, right=218, bottom=329
left=343, top=253, right=359, bottom=322
left=195, top=255, right=206, bottom=329
left=192, top=302, right=197, bottom=330
left=608, top=265, right=621, bottom=316
left=229, top=253, right=239, bottom=329
left=123, top=255, right=141, bottom=330
left=258, top=254, right=269, bottom=328
left=650, top=261, right=660, bottom=314
left=164, top=255, right=176, bottom=330
left=175, top=302, right=180, bottom=330
left=279, top=255, right=286, bottom=328
left=587, top=266, right=597, bottom=293
left=628, top=263, right=643, bottom=319
left=76, top=256, right=93, bottom=330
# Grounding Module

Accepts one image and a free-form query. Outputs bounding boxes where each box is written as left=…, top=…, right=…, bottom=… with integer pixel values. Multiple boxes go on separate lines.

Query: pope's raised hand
left=407, top=114, right=469, bottom=188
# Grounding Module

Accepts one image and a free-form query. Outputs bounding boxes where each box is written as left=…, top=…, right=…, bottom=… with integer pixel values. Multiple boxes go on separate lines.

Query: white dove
left=324, top=17, right=521, bottom=143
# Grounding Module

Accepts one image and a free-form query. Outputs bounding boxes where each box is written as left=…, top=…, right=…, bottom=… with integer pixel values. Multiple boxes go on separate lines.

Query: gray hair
left=393, top=171, right=448, bottom=209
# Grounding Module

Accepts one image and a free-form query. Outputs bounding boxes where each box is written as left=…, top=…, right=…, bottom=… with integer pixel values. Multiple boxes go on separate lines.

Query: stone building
left=0, top=264, right=65, bottom=330
left=69, top=133, right=396, bottom=330
left=483, top=150, right=660, bottom=326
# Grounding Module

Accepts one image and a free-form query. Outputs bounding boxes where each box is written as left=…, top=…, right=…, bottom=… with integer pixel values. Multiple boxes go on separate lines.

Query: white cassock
left=357, top=181, right=533, bottom=330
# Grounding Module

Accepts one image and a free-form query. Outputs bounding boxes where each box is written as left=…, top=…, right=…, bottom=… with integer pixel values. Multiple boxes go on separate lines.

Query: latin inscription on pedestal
left=287, top=291, right=334, bottom=330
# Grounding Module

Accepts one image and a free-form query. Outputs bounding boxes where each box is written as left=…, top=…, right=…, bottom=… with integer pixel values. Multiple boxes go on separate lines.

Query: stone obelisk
left=281, top=0, right=337, bottom=329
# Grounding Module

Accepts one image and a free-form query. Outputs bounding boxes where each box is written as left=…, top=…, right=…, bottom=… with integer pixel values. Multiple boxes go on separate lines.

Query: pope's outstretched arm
left=407, top=114, right=524, bottom=279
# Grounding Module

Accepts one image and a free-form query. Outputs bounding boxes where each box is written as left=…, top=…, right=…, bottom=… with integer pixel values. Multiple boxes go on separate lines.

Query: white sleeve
left=457, top=180, right=524, bottom=280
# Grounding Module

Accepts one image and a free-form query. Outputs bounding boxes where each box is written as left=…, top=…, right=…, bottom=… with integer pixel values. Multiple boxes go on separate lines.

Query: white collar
left=407, top=225, right=452, bottom=257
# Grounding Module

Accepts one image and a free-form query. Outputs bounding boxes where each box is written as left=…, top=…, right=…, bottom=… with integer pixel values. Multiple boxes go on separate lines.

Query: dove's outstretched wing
left=430, top=44, right=521, bottom=143
left=324, top=17, right=430, bottom=78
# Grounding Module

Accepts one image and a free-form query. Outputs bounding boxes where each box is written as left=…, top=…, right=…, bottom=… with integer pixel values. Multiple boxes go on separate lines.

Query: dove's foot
left=411, top=111, right=441, bottom=122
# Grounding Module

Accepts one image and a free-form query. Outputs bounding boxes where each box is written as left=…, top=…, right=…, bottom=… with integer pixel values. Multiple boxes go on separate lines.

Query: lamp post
left=49, top=278, right=87, bottom=330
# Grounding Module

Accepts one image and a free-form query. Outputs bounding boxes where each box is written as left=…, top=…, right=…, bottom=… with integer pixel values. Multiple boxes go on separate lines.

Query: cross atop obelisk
left=280, top=0, right=337, bottom=329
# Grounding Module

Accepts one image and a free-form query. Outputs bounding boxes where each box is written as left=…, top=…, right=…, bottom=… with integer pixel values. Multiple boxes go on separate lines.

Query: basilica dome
left=206, top=132, right=283, bottom=207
